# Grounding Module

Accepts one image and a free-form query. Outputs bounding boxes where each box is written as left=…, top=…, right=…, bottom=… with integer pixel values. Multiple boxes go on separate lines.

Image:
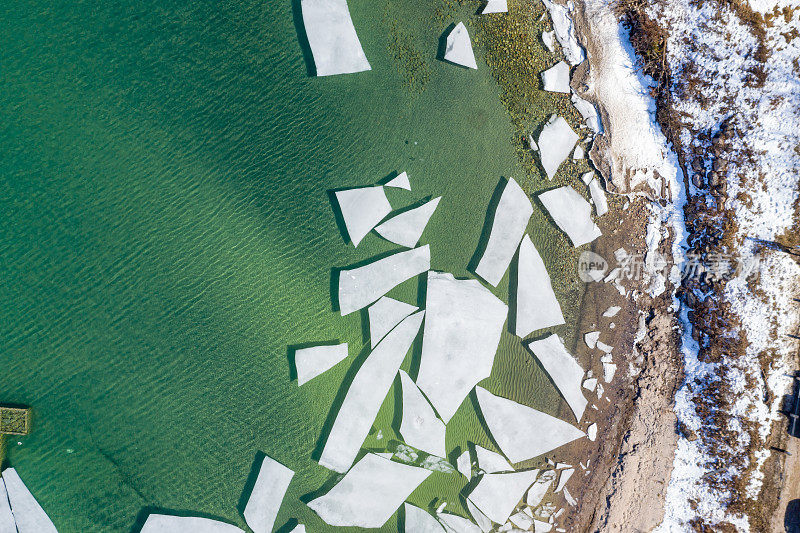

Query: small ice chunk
left=2, top=468, right=57, bottom=533
left=602, top=306, right=621, bottom=318
left=466, top=498, right=493, bottom=532
left=308, top=454, right=431, bottom=527
left=0, top=479, right=17, bottom=533
left=534, top=519, right=554, bottom=532
left=526, top=470, right=554, bottom=506
left=375, top=197, right=441, bottom=248
left=481, top=0, right=508, bottom=14
left=582, top=378, right=597, bottom=392
left=404, top=503, right=445, bottom=533
left=510, top=511, right=534, bottom=530
left=438, top=512, right=482, bottom=533
left=537, top=116, right=578, bottom=180
left=301, top=0, right=372, bottom=76
left=571, top=93, right=602, bottom=134
left=603, top=362, right=617, bottom=383
left=563, top=487, right=576, bottom=506
left=475, top=445, right=514, bottom=473
left=140, top=515, right=244, bottom=533
left=468, top=470, right=539, bottom=524
left=538, top=186, right=602, bottom=247
left=554, top=468, right=574, bottom=493
left=541, top=62, right=570, bottom=93
left=456, top=450, right=472, bottom=478
left=417, top=272, right=508, bottom=422
left=444, top=22, right=478, bottom=69
left=338, top=245, right=430, bottom=315
left=600, top=353, right=612, bottom=364
left=526, top=334, right=587, bottom=421
left=597, top=383, right=604, bottom=399
left=243, top=455, right=294, bottom=533
left=587, top=423, right=597, bottom=441
left=584, top=331, right=599, bottom=349
left=528, top=134, right=539, bottom=151
left=542, top=31, right=556, bottom=53
left=475, top=178, right=533, bottom=286
left=581, top=172, right=608, bottom=217
left=319, top=311, right=424, bottom=472
left=368, top=296, right=418, bottom=347
left=475, top=387, right=585, bottom=463
left=573, top=145, right=584, bottom=160
left=295, top=343, right=349, bottom=385
left=387, top=172, right=411, bottom=190
left=541, top=0, right=585, bottom=65
left=335, top=186, right=391, bottom=247
left=399, top=370, right=447, bottom=457
left=596, top=341, right=612, bottom=354
left=555, top=462, right=571, bottom=470
left=515, top=235, right=565, bottom=337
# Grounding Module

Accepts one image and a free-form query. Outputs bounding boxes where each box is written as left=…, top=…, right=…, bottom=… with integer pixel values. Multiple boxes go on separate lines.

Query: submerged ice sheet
left=515, top=235, right=565, bottom=337
left=526, top=334, right=587, bottom=421
left=1, top=468, right=57, bottom=533
left=541, top=61, right=570, bottom=93
left=538, top=186, right=602, bottom=247
left=537, top=116, right=579, bottom=180
left=375, top=197, right=441, bottom=248
left=334, top=186, right=391, bottom=247
left=417, top=272, right=508, bottom=422
left=475, top=178, right=533, bottom=286
left=140, top=515, right=244, bottom=533
left=475, top=387, right=585, bottom=463
left=338, top=245, right=430, bottom=315
left=368, top=296, right=418, bottom=347
left=309, top=454, right=431, bottom=528
left=399, top=370, right=447, bottom=457
left=468, top=470, right=539, bottom=524
left=319, top=311, right=425, bottom=472
left=243, top=455, right=294, bottom=533
left=301, top=0, right=371, bottom=76
left=295, top=343, right=348, bottom=385
left=444, top=22, right=478, bottom=69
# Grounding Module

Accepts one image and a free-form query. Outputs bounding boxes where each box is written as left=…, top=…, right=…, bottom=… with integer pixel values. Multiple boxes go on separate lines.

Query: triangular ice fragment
left=334, top=186, right=392, bottom=247
left=399, top=370, right=447, bottom=457
left=468, top=470, right=539, bottom=524
left=537, top=116, right=578, bottom=180
left=525, top=334, right=587, bottom=421
left=386, top=171, right=411, bottom=190
left=0, top=479, right=16, bottom=533
left=308, top=454, right=431, bottom=528
left=474, top=445, right=514, bottom=473
left=526, top=470, right=552, bottom=507
left=481, top=0, right=508, bottom=14
left=514, top=235, right=565, bottom=337
left=404, top=503, right=445, bottom=533
left=444, top=22, right=478, bottom=69
left=301, top=0, right=372, bottom=76
left=456, top=451, right=472, bottom=478
left=295, top=343, right=349, bottom=385
left=375, top=197, right=441, bottom=248
left=438, top=512, right=482, bottom=533
left=541, top=61, right=570, bottom=93
left=538, top=186, right=602, bottom=247
left=368, top=296, right=418, bottom=347
left=243, top=455, right=295, bottom=533
left=319, top=311, right=425, bottom=472
left=140, top=515, right=245, bottom=533
left=474, top=178, right=533, bottom=286
left=465, top=498, right=493, bottom=532
left=1, top=468, right=57, bottom=533
left=474, top=387, right=585, bottom=463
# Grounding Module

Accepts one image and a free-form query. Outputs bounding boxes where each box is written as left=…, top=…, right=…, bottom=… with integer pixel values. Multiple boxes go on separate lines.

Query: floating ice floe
left=334, top=186, right=391, bottom=247
left=368, top=296, right=418, bottom=347
left=301, top=0, right=371, bottom=76
left=0, top=478, right=16, bottom=533
left=571, top=93, right=602, bottom=134
left=541, top=0, right=585, bottom=65
left=542, top=31, right=556, bottom=53
left=534, top=519, right=554, bottom=532
left=399, top=370, right=447, bottom=457
left=602, top=305, right=621, bottom=318
left=587, top=423, right=597, bottom=441
left=526, top=334, right=587, bottom=421
left=528, top=134, right=539, bottom=151
left=573, top=145, right=584, bottom=160
left=596, top=340, right=612, bottom=354
left=515, top=235, right=565, bottom=337
left=554, top=468, right=573, bottom=493
left=438, top=512, right=482, bottom=533
left=1, top=468, right=57, bottom=533
left=584, top=331, right=599, bottom=349
left=510, top=511, right=534, bottom=530
left=295, top=343, right=349, bottom=385
left=468, top=470, right=539, bottom=524
left=140, top=515, right=244, bottom=533
left=541, top=62, right=570, bottom=93
left=475, top=445, right=514, bottom=473
left=338, top=245, right=430, bottom=315
left=444, top=22, right=478, bottom=69
left=526, top=470, right=555, bottom=506
left=456, top=450, right=472, bottom=478
left=603, top=362, right=617, bottom=383
left=466, top=499, right=493, bottom=532
left=417, top=272, right=508, bottom=422
left=474, top=178, right=533, bottom=286
left=481, top=0, right=508, bottom=14
left=538, top=186, right=602, bottom=247
left=243, top=455, right=294, bottom=533
left=375, top=197, right=441, bottom=248
left=308, top=454, right=431, bottom=528
left=386, top=172, right=411, bottom=190
left=582, top=377, right=597, bottom=392
left=404, top=503, right=445, bottom=533
left=537, top=116, right=578, bottom=180
left=581, top=172, right=608, bottom=217
left=319, top=311, right=425, bottom=472
left=475, top=387, right=585, bottom=463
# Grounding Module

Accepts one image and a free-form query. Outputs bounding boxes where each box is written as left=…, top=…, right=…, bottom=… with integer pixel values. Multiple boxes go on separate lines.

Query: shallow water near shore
left=0, top=0, right=585, bottom=530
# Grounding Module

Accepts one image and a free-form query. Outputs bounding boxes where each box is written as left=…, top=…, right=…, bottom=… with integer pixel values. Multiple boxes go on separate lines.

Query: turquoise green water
left=0, top=0, right=586, bottom=531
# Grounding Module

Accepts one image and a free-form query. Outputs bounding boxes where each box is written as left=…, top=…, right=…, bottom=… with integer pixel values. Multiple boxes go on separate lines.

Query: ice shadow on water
left=286, top=339, right=342, bottom=382
left=236, top=452, right=265, bottom=517
left=291, top=0, right=316, bottom=77
left=507, top=244, right=521, bottom=335
left=467, top=177, right=510, bottom=281
left=407, top=274, right=428, bottom=381
left=129, top=507, right=238, bottom=533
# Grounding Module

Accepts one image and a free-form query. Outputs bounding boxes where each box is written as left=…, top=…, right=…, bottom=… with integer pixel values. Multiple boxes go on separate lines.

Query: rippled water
left=0, top=0, right=584, bottom=530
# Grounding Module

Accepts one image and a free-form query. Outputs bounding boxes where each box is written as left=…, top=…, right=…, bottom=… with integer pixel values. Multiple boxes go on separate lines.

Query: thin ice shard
left=399, top=370, right=447, bottom=457
left=538, top=186, right=602, bottom=247
left=334, top=186, right=391, bottom=246
left=444, top=22, right=478, bottom=69
left=295, top=343, right=349, bottom=385
left=515, top=235, right=565, bottom=337
left=582, top=172, right=608, bottom=216
left=375, top=197, right=441, bottom=248
left=301, top=0, right=371, bottom=76
left=368, top=296, right=418, bottom=347
left=387, top=172, right=411, bottom=190
left=1, top=468, right=57, bottom=533
left=525, top=334, right=587, bottom=421
left=243, top=455, right=294, bottom=533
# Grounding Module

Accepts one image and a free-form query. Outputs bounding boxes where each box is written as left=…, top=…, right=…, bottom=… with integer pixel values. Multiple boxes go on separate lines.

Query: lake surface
left=0, top=0, right=585, bottom=530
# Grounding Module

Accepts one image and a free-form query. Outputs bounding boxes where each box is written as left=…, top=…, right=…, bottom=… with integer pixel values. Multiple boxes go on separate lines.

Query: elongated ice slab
left=308, top=454, right=431, bottom=528
left=387, top=172, right=411, bottom=190
left=541, top=0, right=585, bottom=65
left=468, top=470, right=539, bottom=524
left=588, top=423, right=597, bottom=441
left=301, top=0, right=371, bottom=76
left=538, top=186, right=601, bottom=247
left=542, top=31, right=556, bottom=53
left=338, top=245, right=430, bottom=315
left=526, top=470, right=554, bottom=506
left=417, top=272, right=508, bottom=422
left=554, top=468, right=573, bottom=493
left=475, top=387, right=585, bottom=463
left=334, top=186, right=391, bottom=247
left=603, top=305, right=621, bottom=317
left=481, top=0, right=508, bottom=14
left=537, top=116, right=578, bottom=180
left=319, top=311, right=424, bottom=472
left=526, top=334, right=587, bottom=421
left=1, top=468, right=56, bottom=533
left=582, top=172, right=608, bottom=217
left=375, top=197, right=441, bottom=248
left=295, top=343, right=348, bottom=385
left=368, top=296, right=418, bottom=347
left=465, top=499, right=493, bottom=532
left=243, top=455, right=294, bottom=533
left=515, top=235, right=565, bottom=337
left=140, top=515, right=244, bottom=533
left=404, top=503, right=445, bottom=533
left=475, top=445, right=513, bottom=473
left=456, top=450, right=472, bottom=478
left=438, top=512, right=482, bottom=533
left=541, top=62, right=570, bottom=93
left=399, top=370, right=447, bottom=457
left=475, top=178, right=533, bottom=286
left=0, top=479, right=16, bottom=533
left=444, top=22, right=478, bottom=69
